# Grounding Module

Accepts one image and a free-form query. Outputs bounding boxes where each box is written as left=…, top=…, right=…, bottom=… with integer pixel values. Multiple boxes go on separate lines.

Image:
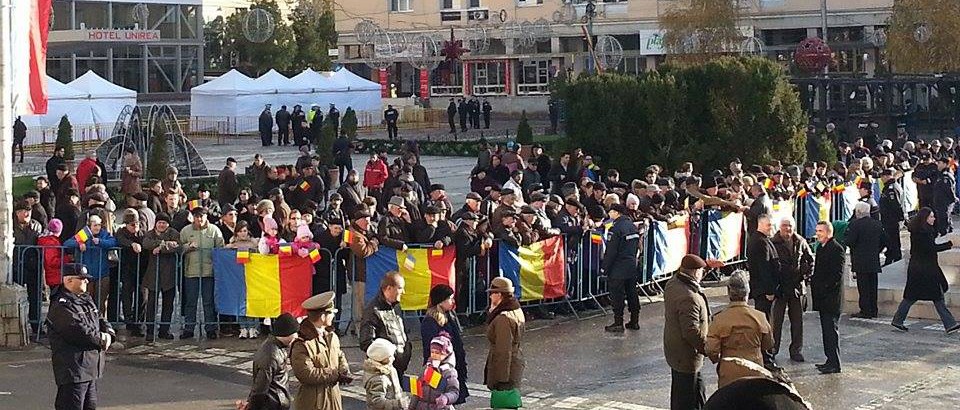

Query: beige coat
left=705, top=301, right=774, bottom=388
left=662, top=271, right=710, bottom=373
left=484, top=298, right=525, bottom=390
left=291, top=322, right=350, bottom=410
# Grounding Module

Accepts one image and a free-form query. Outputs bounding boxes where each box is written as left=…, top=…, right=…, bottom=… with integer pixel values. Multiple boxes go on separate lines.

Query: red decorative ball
left=793, top=37, right=833, bottom=72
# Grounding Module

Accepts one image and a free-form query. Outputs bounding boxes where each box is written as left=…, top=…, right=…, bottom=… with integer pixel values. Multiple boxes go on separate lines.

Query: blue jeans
left=892, top=298, right=958, bottom=329
left=183, top=277, right=217, bottom=333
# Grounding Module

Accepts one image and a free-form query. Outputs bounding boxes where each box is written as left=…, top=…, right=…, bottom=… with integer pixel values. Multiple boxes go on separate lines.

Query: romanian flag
left=308, top=248, right=322, bottom=263
left=796, top=187, right=808, bottom=198
left=423, top=366, right=442, bottom=389
left=279, top=243, right=293, bottom=256
left=853, top=175, right=863, bottom=188
left=213, top=249, right=313, bottom=317
left=705, top=211, right=745, bottom=262
left=647, top=214, right=691, bottom=282
left=187, top=199, right=201, bottom=210
left=236, top=250, right=250, bottom=264
left=299, top=180, right=311, bottom=192
left=498, top=236, right=566, bottom=302
left=343, top=229, right=354, bottom=245
left=409, top=376, right=422, bottom=397
left=364, top=246, right=456, bottom=310
left=832, top=183, right=845, bottom=193
left=763, top=178, right=775, bottom=190
left=590, top=232, right=603, bottom=245
left=73, top=227, right=91, bottom=243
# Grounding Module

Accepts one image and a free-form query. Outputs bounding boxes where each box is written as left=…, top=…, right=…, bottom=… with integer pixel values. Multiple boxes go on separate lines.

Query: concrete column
left=807, top=28, right=819, bottom=38
left=505, top=38, right=514, bottom=55
left=550, top=36, right=560, bottom=54
left=1, top=0, right=17, bottom=284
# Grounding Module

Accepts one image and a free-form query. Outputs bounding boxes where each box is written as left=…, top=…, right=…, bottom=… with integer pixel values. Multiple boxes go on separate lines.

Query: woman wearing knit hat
left=241, top=312, right=299, bottom=410
left=420, top=284, right=469, bottom=405
left=362, top=338, right=408, bottom=410
left=408, top=332, right=461, bottom=410
left=38, top=219, right=65, bottom=287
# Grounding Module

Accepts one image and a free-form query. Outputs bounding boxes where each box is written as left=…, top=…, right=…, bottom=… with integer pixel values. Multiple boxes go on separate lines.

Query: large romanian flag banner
left=705, top=210, right=745, bottom=262
left=769, top=200, right=795, bottom=229
left=498, top=236, right=566, bottom=302
left=646, top=214, right=690, bottom=282
left=365, top=246, right=456, bottom=311
left=802, top=194, right=832, bottom=238
left=213, top=249, right=314, bottom=318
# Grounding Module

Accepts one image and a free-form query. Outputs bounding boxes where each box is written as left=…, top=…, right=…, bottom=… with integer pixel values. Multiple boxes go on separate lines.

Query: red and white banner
left=14, top=0, right=52, bottom=115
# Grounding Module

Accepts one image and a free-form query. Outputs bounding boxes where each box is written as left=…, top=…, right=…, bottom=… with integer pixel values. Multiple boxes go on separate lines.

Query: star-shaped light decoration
left=441, top=27, right=470, bottom=62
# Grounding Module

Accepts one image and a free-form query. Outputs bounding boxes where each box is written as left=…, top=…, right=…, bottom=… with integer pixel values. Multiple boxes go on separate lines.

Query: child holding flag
left=292, top=225, right=322, bottom=264
left=408, top=333, right=460, bottom=410
left=258, top=217, right=282, bottom=255
left=363, top=338, right=409, bottom=410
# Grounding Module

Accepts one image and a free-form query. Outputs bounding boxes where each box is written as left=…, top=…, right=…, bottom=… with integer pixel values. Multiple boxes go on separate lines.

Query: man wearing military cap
left=292, top=291, right=352, bottom=410
left=48, top=263, right=116, bottom=410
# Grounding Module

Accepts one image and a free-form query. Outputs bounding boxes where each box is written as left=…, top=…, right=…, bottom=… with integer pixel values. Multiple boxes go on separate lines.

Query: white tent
left=191, top=69, right=259, bottom=119
left=20, top=76, right=111, bottom=145
left=68, top=70, right=138, bottom=127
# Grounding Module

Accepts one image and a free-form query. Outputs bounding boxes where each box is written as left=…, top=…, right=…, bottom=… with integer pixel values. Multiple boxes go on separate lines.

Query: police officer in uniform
left=383, top=104, right=399, bottom=140
left=603, top=203, right=642, bottom=333
left=933, top=157, right=958, bottom=235
left=48, top=263, right=116, bottom=410
left=879, top=168, right=905, bottom=265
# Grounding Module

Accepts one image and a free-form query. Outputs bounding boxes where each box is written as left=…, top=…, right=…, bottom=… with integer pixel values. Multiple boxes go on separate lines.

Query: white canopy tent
left=20, top=75, right=134, bottom=146
left=68, top=70, right=138, bottom=128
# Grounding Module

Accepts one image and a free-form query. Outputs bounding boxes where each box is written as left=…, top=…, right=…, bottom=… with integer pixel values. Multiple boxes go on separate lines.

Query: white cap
left=366, top=338, right=397, bottom=363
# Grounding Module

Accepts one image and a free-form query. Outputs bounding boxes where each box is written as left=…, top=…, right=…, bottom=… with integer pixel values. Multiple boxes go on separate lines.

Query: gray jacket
left=248, top=337, right=291, bottom=410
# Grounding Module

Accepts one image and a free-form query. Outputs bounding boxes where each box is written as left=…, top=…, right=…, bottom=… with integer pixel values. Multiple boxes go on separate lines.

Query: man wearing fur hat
left=241, top=312, right=300, bottom=410
left=291, top=291, right=352, bottom=410
left=663, top=254, right=711, bottom=410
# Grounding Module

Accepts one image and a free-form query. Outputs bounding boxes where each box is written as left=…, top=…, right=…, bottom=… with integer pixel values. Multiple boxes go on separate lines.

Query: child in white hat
left=363, top=338, right=409, bottom=410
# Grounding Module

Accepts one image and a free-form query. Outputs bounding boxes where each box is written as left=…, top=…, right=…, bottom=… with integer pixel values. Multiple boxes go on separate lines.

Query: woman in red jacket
left=363, top=152, right=388, bottom=203
left=38, top=219, right=66, bottom=287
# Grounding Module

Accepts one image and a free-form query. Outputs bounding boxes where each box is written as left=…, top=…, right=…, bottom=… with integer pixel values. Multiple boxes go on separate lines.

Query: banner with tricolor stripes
left=498, top=236, right=566, bottom=302
left=704, top=210, right=744, bottom=262
left=213, top=249, right=314, bottom=318
left=364, top=246, right=456, bottom=311
left=802, top=194, right=832, bottom=238
left=646, top=214, right=690, bottom=282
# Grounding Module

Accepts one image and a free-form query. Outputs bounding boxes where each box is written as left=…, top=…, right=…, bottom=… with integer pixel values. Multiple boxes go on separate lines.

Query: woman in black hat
left=420, top=284, right=469, bottom=405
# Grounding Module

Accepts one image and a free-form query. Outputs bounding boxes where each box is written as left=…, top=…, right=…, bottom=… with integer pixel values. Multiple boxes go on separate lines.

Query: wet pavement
left=6, top=293, right=960, bottom=409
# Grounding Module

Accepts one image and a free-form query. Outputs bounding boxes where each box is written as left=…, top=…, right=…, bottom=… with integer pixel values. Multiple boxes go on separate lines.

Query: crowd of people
left=17, top=119, right=960, bottom=409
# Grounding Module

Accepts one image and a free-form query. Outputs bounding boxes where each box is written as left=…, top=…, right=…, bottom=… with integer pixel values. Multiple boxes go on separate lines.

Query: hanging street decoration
left=793, top=37, right=833, bottom=72
left=441, top=27, right=470, bottom=62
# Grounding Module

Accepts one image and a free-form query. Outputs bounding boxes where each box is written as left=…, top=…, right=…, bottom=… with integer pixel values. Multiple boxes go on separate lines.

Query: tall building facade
left=334, top=0, right=892, bottom=109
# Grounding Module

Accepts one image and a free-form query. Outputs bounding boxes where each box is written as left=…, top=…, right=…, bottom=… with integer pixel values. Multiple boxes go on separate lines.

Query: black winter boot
left=625, top=312, right=640, bottom=330
left=605, top=317, right=625, bottom=333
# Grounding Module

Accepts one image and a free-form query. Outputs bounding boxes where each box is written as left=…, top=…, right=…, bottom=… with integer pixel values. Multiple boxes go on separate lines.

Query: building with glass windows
left=334, top=0, right=893, bottom=112
left=47, top=0, right=204, bottom=96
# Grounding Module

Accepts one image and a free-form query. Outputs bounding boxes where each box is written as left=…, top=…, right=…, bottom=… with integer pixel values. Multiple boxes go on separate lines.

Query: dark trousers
left=146, top=288, right=175, bottom=335
left=459, top=116, right=467, bottom=131
left=120, top=263, right=147, bottom=327
left=13, top=140, right=24, bottom=163
left=278, top=126, right=289, bottom=145
left=670, top=369, right=705, bottom=410
left=771, top=293, right=804, bottom=356
left=338, top=163, right=353, bottom=184
left=13, top=259, right=40, bottom=333
left=483, top=113, right=491, bottom=128
left=818, top=311, right=841, bottom=368
left=609, top=276, right=640, bottom=319
left=883, top=221, right=902, bottom=263
left=387, top=122, right=398, bottom=140
left=855, top=271, right=879, bottom=317
left=753, top=297, right=777, bottom=365
left=183, top=277, right=217, bottom=334
left=260, top=132, right=271, bottom=147
left=56, top=380, right=98, bottom=410
left=448, top=116, right=456, bottom=132
left=934, top=205, right=951, bottom=235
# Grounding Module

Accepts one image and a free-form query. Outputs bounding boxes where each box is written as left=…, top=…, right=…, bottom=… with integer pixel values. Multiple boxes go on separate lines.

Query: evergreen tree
left=55, top=115, right=75, bottom=160
left=203, top=16, right=226, bottom=70
left=223, top=0, right=296, bottom=74
left=147, top=122, right=170, bottom=181
left=341, top=107, right=358, bottom=138
left=289, top=0, right=337, bottom=70
left=316, top=117, right=337, bottom=166
left=516, top=111, right=534, bottom=145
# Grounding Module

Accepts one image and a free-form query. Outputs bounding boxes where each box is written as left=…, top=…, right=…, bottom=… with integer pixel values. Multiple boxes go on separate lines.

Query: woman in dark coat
left=892, top=207, right=960, bottom=333
left=487, top=155, right=511, bottom=186
left=420, top=284, right=469, bottom=405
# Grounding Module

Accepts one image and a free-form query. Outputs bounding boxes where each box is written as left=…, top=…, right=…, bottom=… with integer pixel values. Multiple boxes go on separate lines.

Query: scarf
left=486, top=296, right=521, bottom=324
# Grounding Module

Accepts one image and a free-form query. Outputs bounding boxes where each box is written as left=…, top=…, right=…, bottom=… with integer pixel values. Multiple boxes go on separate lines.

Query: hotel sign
left=49, top=29, right=161, bottom=43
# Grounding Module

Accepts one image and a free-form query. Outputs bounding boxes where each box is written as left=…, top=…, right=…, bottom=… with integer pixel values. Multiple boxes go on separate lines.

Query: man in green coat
left=180, top=207, right=224, bottom=340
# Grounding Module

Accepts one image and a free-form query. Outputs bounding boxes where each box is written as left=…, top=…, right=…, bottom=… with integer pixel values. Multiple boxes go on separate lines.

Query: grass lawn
left=13, top=176, right=35, bottom=198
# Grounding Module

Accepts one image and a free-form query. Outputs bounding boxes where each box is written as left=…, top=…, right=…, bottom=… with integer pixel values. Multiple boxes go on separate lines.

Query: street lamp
left=585, top=0, right=597, bottom=74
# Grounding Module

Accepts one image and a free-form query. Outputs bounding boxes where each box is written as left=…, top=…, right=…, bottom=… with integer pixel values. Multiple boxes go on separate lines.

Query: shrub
left=56, top=115, right=75, bottom=160
left=341, top=107, right=358, bottom=138
left=315, top=116, right=337, bottom=166
left=516, top=111, right=534, bottom=145
left=147, top=122, right=170, bottom=180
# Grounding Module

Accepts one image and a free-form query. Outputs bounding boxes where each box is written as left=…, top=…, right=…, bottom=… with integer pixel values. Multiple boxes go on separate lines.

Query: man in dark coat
left=547, top=153, right=575, bottom=196
left=414, top=205, right=454, bottom=247
left=846, top=202, right=885, bottom=319
left=912, top=154, right=937, bottom=209
left=744, top=185, right=771, bottom=235
left=458, top=98, right=468, bottom=132
left=879, top=169, right=905, bottom=265
left=811, top=221, right=845, bottom=374
left=14, top=116, right=26, bottom=163
left=602, top=204, right=641, bottom=333
left=932, top=157, right=957, bottom=235
left=377, top=196, right=412, bottom=252
left=13, top=201, right=43, bottom=333
left=384, top=104, right=399, bottom=140
left=359, top=272, right=412, bottom=375
left=453, top=212, right=487, bottom=314
left=290, top=105, right=307, bottom=146
left=337, top=169, right=364, bottom=218
left=857, top=181, right=881, bottom=221
left=217, top=157, right=239, bottom=208
left=328, top=104, right=341, bottom=137
left=770, top=216, right=813, bottom=363
left=482, top=99, right=492, bottom=129
left=47, top=263, right=117, bottom=410
left=446, top=98, right=457, bottom=133
left=275, top=105, right=291, bottom=147
left=745, top=214, right=780, bottom=369
left=309, top=106, right=324, bottom=147
left=470, top=97, right=481, bottom=129
left=37, top=176, right=57, bottom=220
left=246, top=313, right=299, bottom=410
left=46, top=146, right=66, bottom=191
left=258, top=106, right=274, bottom=147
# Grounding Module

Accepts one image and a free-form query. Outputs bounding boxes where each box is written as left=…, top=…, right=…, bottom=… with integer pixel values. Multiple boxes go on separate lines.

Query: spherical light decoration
left=502, top=20, right=524, bottom=40
left=913, top=23, right=931, bottom=43
left=243, top=8, right=275, bottom=43
left=594, top=35, right=624, bottom=72
left=465, top=26, right=490, bottom=55
left=360, top=44, right=391, bottom=70
left=739, top=36, right=764, bottom=56
left=355, top=19, right=379, bottom=44
left=518, top=20, right=536, bottom=47
left=407, top=34, right=440, bottom=70
left=872, top=27, right=887, bottom=47
left=793, top=37, right=833, bottom=72
left=131, top=3, right=150, bottom=26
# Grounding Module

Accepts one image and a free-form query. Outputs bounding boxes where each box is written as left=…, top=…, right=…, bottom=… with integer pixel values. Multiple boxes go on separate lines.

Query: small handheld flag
left=409, top=376, right=422, bottom=397
left=236, top=250, right=250, bottom=264
left=763, top=178, right=774, bottom=190
left=590, top=232, right=603, bottom=245
left=853, top=175, right=863, bottom=187
left=279, top=243, right=293, bottom=256
left=430, top=248, right=444, bottom=257
left=187, top=199, right=201, bottom=210
left=423, top=366, right=442, bottom=389
left=299, top=180, right=311, bottom=192
left=343, top=229, right=354, bottom=245
left=796, top=188, right=808, bottom=198
left=73, top=227, right=91, bottom=243
left=308, top=248, right=322, bottom=263
left=403, top=253, right=416, bottom=270
left=832, top=183, right=845, bottom=193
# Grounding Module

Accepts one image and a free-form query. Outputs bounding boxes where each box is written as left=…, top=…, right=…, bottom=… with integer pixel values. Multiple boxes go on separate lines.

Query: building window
left=390, top=0, right=412, bottom=12
left=471, top=61, right=507, bottom=95
left=442, top=0, right=454, bottom=9
left=431, top=61, right=463, bottom=96
left=468, top=0, right=481, bottom=7
left=517, top=0, right=544, bottom=6
left=517, top=60, right=550, bottom=95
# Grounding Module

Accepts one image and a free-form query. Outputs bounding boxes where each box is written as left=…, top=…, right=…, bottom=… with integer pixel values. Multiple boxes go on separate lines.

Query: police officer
left=879, top=168, right=905, bottom=265
left=482, top=98, right=492, bottom=129
left=933, top=157, right=957, bottom=235
left=446, top=98, right=457, bottom=134
left=48, top=263, right=116, bottom=410
left=384, top=104, right=399, bottom=140
left=602, top=203, right=642, bottom=333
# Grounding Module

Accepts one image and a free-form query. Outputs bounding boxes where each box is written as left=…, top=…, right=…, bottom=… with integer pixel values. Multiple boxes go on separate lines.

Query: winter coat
left=364, top=159, right=389, bottom=189
left=378, top=214, right=411, bottom=250
left=705, top=301, right=774, bottom=388
left=746, top=232, right=780, bottom=299
left=247, top=162, right=270, bottom=197
left=179, top=223, right=225, bottom=278
left=338, top=182, right=365, bottom=218
left=360, top=294, right=412, bottom=374
left=484, top=296, right=525, bottom=391
left=55, top=204, right=81, bottom=243
left=904, top=225, right=953, bottom=301
left=770, top=233, right=813, bottom=299
left=420, top=312, right=469, bottom=405
left=143, top=228, right=180, bottom=292
left=259, top=111, right=274, bottom=135
left=248, top=337, right=292, bottom=410
left=120, top=154, right=143, bottom=195
left=38, top=234, right=65, bottom=286
left=414, top=221, right=454, bottom=246
left=291, top=321, right=350, bottom=410
left=63, top=229, right=118, bottom=280
left=602, top=215, right=640, bottom=279
left=408, top=360, right=460, bottom=410
left=845, top=215, right=885, bottom=273
left=115, top=227, right=148, bottom=287
left=76, top=158, right=99, bottom=189
left=218, top=167, right=240, bottom=206
left=811, top=238, right=845, bottom=314
left=662, top=271, right=710, bottom=373
left=348, top=222, right=378, bottom=283
left=363, top=358, right=408, bottom=410
left=47, top=286, right=116, bottom=386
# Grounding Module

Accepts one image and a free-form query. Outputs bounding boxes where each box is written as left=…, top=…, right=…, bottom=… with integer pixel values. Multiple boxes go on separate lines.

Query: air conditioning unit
left=468, top=9, right=489, bottom=21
